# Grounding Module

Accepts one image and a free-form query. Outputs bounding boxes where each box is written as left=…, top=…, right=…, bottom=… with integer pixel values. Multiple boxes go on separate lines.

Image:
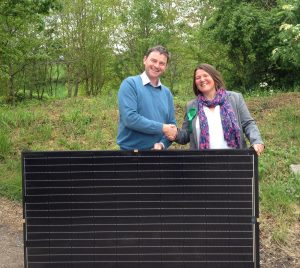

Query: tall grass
left=0, top=130, right=11, bottom=157
left=244, top=93, right=300, bottom=242
left=259, top=106, right=300, bottom=181
left=0, top=109, right=36, bottom=128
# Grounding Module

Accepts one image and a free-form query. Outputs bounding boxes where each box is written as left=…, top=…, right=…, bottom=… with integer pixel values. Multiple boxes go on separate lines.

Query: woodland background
left=1, top=0, right=300, bottom=102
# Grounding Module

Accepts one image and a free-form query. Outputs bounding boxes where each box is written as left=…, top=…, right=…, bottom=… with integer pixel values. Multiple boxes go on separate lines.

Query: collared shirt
left=140, top=71, right=162, bottom=88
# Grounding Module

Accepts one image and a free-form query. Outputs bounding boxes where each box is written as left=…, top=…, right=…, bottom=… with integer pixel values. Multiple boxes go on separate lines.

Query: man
left=117, top=45, right=177, bottom=150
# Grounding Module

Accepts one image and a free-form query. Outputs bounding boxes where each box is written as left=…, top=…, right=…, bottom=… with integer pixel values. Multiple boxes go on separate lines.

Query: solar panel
left=22, top=149, right=259, bottom=268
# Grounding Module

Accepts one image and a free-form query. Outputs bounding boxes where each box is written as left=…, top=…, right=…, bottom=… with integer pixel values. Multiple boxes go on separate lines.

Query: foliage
left=271, top=0, right=300, bottom=88
left=0, top=0, right=62, bottom=102
left=272, top=1, right=300, bottom=66
left=1, top=0, right=300, bottom=102
left=56, top=0, right=118, bottom=97
left=205, top=1, right=277, bottom=90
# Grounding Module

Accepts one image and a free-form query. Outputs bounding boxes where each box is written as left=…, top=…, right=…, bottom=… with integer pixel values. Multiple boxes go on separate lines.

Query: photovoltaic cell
left=22, top=149, right=259, bottom=268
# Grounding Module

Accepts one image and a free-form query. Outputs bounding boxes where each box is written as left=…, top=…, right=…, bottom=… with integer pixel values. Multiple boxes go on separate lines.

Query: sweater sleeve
left=118, top=78, right=164, bottom=135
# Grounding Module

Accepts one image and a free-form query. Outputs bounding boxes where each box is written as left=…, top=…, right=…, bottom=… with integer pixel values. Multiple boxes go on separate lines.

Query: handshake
left=152, top=124, right=177, bottom=150
left=163, top=124, right=177, bottom=141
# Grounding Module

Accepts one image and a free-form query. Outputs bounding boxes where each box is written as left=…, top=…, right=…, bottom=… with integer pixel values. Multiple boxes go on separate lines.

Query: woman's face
left=194, top=69, right=216, bottom=96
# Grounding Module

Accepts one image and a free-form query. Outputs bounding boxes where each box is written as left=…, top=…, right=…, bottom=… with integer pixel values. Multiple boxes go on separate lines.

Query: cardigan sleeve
left=175, top=102, right=192, bottom=145
left=236, top=93, right=264, bottom=146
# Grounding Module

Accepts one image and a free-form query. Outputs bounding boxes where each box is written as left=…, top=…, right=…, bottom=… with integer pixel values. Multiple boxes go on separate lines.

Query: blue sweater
left=117, top=75, right=176, bottom=150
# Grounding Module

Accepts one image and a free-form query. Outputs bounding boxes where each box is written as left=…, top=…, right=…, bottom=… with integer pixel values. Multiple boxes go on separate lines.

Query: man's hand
left=152, top=143, right=164, bottom=150
left=163, top=124, right=177, bottom=141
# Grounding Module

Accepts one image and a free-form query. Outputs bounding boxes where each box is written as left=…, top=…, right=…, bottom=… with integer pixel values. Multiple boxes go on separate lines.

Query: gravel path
left=0, top=197, right=299, bottom=268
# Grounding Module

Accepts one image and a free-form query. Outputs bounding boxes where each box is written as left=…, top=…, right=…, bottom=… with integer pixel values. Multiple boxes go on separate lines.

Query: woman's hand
left=252, top=144, right=264, bottom=156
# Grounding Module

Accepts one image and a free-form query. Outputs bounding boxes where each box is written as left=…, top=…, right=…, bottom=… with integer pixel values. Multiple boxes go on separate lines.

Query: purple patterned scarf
left=197, top=89, right=240, bottom=149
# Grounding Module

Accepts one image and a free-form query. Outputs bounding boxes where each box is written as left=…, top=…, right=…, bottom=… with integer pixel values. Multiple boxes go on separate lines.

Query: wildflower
left=272, top=48, right=278, bottom=55
left=259, top=82, right=268, bottom=88
left=280, top=23, right=293, bottom=31
left=282, top=4, right=295, bottom=11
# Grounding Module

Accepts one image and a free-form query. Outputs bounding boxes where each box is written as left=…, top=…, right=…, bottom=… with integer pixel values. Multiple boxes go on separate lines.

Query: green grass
left=0, top=158, right=22, bottom=201
left=243, top=92, right=300, bottom=242
left=0, top=91, right=299, bottom=244
left=260, top=174, right=300, bottom=242
left=258, top=105, right=300, bottom=180
left=0, top=130, right=12, bottom=157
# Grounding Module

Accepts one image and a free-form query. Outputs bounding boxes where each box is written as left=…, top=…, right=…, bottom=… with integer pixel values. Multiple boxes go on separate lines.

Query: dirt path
left=0, top=198, right=23, bottom=268
left=0, top=197, right=299, bottom=268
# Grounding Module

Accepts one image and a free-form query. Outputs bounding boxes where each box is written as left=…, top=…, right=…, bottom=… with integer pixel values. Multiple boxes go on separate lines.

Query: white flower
left=280, top=23, right=293, bottom=31
left=259, top=82, right=268, bottom=88
left=292, top=25, right=300, bottom=34
left=272, top=48, right=278, bottom=55
left=282, top=4, right=295, bottom=11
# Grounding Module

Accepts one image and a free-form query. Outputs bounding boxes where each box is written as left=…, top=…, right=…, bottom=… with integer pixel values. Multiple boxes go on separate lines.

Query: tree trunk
left=55, top=63, right=60, bottom=96
left=66, top=64, right=72, bottom=98
left=74, top=80, right=79, bottom=97
left=8, top=64, right=15, bottom=103
left=49, top=63, right=53, bottom=96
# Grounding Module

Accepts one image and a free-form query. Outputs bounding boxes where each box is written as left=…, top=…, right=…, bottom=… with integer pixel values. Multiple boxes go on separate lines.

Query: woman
left=169, top=63, right=264, bottom=155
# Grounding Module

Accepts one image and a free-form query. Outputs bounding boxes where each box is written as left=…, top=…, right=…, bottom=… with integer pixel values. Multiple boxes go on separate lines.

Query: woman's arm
left=237, top=93, right=264, bottom=154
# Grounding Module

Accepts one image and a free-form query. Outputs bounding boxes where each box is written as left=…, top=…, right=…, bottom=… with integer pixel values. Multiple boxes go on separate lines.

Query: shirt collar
left=140, top=71, right=162, bottom=88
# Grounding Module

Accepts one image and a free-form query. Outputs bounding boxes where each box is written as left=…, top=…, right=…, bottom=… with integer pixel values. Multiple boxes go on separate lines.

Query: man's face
left=143, top=51, right=168, bottom=83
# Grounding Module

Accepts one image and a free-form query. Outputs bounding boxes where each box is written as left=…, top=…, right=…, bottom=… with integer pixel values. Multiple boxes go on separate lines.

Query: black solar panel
left=22, top=150, right=259, bottom=268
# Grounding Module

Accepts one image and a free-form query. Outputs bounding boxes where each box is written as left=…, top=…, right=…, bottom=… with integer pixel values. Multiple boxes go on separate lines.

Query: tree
left=111, top=0, right=206, bottom=95
left=57, top=0, right=118, bottom=97
left=205, top=1, right=277, bottom=90
left=0, top=0, right=61, bottom=102
left=271, top=1, right=300, bottom=88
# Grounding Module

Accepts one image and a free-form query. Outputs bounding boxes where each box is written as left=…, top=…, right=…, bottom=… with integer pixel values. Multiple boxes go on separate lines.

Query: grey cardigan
left=175, top=91, right=264, bottom=150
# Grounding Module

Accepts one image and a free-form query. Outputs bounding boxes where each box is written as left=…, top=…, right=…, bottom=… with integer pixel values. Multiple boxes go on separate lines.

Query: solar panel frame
left=22, top=149, right=260, bottom=268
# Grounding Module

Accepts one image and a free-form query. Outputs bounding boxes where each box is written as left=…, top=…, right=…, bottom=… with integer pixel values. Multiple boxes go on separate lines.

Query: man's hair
left=144, top=45, right=170, bottom=63
left=192, top=63, right=225, bottom=96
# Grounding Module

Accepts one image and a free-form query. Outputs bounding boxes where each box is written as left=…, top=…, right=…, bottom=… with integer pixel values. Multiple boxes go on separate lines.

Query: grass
left=0, top=130, right=11, bottom=157
left=0, top=91, right=299, bottom=245
left=244, top=92, right=300, bottom=243
left=260, top=175, right=300, bottom=242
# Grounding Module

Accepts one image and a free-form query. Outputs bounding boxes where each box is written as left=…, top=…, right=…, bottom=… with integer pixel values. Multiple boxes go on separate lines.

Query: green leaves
left=207, top=2, right=276, bottom=89
left=0, top=0, right=61, bottom=102
left=272, top=2, right=300, bottom=68
left=1, top=0, right=300, bottom=102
